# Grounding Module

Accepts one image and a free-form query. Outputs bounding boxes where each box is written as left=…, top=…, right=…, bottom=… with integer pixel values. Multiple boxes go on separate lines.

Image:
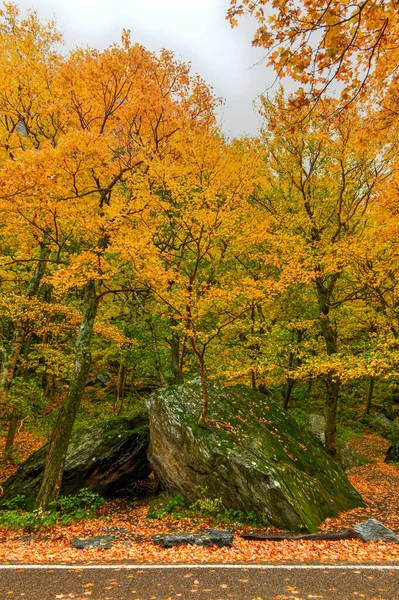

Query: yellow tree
left=115, top=129, right=265, bottom=424
left=256, top=92, right=390, bottom=458
left=0, top=4, right=62, bottom=425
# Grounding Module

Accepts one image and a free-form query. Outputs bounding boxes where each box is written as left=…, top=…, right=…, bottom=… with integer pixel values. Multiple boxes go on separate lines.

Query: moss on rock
left=0, top=412, right=150, bottom=508
left=146, top=381, right=363, bottom=532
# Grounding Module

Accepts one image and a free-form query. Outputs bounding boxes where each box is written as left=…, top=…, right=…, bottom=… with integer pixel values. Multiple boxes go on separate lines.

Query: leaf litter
left=1, top=432, right=399, bottom=564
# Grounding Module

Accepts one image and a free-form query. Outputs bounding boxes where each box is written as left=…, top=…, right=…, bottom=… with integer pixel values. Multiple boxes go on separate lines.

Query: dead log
left=240, top=529, right=358, bottom=541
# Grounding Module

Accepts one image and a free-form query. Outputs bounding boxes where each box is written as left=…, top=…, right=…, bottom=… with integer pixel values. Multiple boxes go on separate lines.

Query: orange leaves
left=228, top=0, right=399, bottom=114
left=1, top=433, right=399, bottom=565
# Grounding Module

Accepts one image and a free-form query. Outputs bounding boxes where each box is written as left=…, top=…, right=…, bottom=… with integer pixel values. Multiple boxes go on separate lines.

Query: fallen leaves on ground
left=1, top=434, right=399, bottom=564
left=0, top=430, right=45, bottom=481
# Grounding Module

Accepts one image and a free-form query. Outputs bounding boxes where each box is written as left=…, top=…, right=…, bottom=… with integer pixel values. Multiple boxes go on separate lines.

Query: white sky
left=15, top=0, right=277, bottom=137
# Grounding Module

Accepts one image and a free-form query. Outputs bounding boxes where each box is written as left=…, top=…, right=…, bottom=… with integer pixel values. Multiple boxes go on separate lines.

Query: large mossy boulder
left=0, top=413, right=150, bottom=508
left=146, top=381, right=363, bottom=533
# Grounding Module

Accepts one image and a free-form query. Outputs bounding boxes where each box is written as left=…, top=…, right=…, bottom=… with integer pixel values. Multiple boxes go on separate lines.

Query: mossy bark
left=35, top=280, right=98, bottom=510
left=0, top=235, right=50, bottom=422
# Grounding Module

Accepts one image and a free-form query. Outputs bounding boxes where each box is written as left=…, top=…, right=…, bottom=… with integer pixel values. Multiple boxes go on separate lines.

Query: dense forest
left=1, top=0, right=399, bottom=533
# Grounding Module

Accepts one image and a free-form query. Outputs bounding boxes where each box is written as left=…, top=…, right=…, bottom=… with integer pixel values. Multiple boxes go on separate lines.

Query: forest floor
left=1, top=432, right=399, bottom=564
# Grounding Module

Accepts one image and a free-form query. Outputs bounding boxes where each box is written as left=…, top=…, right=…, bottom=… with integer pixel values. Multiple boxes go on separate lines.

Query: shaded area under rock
left=0, top=413, right=150, bottom=508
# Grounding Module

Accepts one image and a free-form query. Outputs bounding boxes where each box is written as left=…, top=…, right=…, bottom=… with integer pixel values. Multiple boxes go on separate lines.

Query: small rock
left=133, top=535, right=144, bottom=543
left=100, top=527, right=128, bottom=536
left=338, top=444, right=370, bottom=470
left=152, top=532, right=193, bottom=548
left=195, top=529, right=233, bottom=547
left=376, top=413, right=394, bottom=430
left=152, top=529, right=233, bottom=548
left=123, top=540, right=131, bottom=547
left=95, top=372, right=110, bottom=387
left=71, top=535, right=118, bottom=549
left=307, top=414, right=325, bottom=444
left=19, top=535, right=38, bottom=543
left=354, top=519, right=399, bottom=543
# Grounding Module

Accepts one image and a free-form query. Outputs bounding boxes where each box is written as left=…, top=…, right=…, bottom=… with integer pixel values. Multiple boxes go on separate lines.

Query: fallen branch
left=240, top=529, right=358, bottom=541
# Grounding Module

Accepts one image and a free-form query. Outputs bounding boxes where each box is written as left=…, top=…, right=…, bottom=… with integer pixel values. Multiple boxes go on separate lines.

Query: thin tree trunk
left=0, top=235, right=50, bottom=419
left=250, top=304, right=257, bottom=390
left=115, top=359, right=127, bottom=416
left=283, top=378, right=295, bottom=410
left=316, top=278, right=340, bottom=460
left=170, top=329, right=184, bottom=384
left=251, top=369, right=257, bottom=391
left=3, top=333, right=33, bottom=460
left=118, top=365, right=127, bottom=416
left=0, top=327, right=25, bottom=419
left=198, top=353, right=209, bottom=426
left=3, top=410, right=19, bottom=460
left=363, top=377, right=374, bottom=417
left=35, top=280, right=98, bottom=510
left=190, top=338, right=209, bottom=426
left=324, top=376, right=340, bottom=461
left=147, top=317, right=167, bottom=385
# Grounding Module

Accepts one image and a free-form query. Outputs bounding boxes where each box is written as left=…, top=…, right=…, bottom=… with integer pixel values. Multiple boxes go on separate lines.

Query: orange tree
left=0, top=4, right=62, bottom=425
left=0, top=5, right=218, bottom=506
left=227, top=0, right=399, bottom=108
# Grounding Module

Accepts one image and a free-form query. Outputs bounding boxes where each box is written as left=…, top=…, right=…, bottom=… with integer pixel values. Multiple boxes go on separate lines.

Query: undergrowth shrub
left=0, top=489, right=105, bottom=532
left=148, top=487, right=262, bottom=527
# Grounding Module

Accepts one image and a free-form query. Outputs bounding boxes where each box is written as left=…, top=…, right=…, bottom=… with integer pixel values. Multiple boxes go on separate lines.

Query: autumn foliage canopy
left=1, top=1, right=399, bottom=509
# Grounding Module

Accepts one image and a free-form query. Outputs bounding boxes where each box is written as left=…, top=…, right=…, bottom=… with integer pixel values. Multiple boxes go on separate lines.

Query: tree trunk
left=363, top=377, right=374, bottom=417
left=35, top=280, right=98, bottom=510
left=190, top=338, right=209, bottom=426
left=115, top=359, right=127, bottom=416
left=316, top=278, right=340, bottom=460
left=0, top=327, right=26, bottom=419
left=250, top=304, right=257, bottom=390
left=0, top=235, right=50, bottom=419
left=170, top=323, right=184, bottom=384
left=251, top=369, right=257, bottom=391
left=3, top=409, right=19, bottom=461
left=198, top=353, right=209, bottom=426
left=324, top=376, right=340, bottom=461
left=283, top=378, right=295, bottom=410
left=147, top=317, right=167, bottom=385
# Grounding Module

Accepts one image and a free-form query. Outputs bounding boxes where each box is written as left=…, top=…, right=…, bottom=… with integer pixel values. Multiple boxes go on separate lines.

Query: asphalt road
left=0, top=564, right=398, bottom=600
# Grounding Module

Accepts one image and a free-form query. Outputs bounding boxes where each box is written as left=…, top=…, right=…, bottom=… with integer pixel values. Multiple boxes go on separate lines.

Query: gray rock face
left=338, top=443, right=370, bottom=470
left=306, top=413, right=369, bottom=470
left=307, top=414, right=325, bottom=444
left=354, top=519, right=399, bottom=543
left=0, top=413, right=150, bottom=508
left=152, top=529, right=233, bottom=548
left=385, top=443, right=399, bottom=464
left=376, top=413, right=394, bottom=432
left=146, top=381, right=363, bottom=533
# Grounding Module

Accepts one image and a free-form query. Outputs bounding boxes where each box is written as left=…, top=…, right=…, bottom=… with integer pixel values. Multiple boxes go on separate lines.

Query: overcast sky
left=15, top=0, right=277, bottom=137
